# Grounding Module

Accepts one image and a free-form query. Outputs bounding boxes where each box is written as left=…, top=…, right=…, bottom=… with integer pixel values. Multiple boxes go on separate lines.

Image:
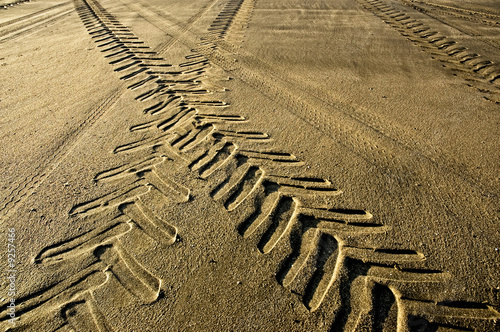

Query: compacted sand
left=0, top=0, right=499, bottom=331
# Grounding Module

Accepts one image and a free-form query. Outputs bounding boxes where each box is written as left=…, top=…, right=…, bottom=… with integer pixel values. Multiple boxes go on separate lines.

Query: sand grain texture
left=0, top=0, right=499, bottom=331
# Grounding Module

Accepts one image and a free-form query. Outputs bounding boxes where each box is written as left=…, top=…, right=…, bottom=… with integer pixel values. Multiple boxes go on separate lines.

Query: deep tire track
left=2, top=0, right=499, bottom=330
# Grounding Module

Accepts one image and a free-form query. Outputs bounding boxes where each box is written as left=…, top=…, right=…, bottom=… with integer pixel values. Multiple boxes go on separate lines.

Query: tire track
left=0, top=2, right=74, bottom=43
left=401, top=0, right=500, bottom=29
left=202, top=0, right=255, bottom=50
left=0, top=88, right=123, bottom=223
left=0, top=0, right=31, bottom=10
left=116, top=0, right=220, bottom=56
left=0, top=2, right=69, bottom=29
left=124, top=0, right=500, bottom=199
left=85, top=0, right=499, bottom=327
left=3, top=0, right=499, bottom=330
left=397, top=0, right=500, bottom=52
left=2, top=209, right=165, bottom=331
left=357, top=0, right=500, bottom=105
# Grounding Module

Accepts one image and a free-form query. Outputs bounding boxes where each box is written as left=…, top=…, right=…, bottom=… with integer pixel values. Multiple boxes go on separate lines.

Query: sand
left=0, top=0, right=499, bottom=330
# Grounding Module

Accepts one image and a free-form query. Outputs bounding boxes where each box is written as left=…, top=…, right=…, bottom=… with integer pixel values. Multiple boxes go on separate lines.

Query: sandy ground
left=0, top=0, right=499, bottom=331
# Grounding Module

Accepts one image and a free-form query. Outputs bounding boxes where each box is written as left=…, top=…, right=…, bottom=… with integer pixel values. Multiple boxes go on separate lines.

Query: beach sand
left=0, top=0, right=499, bottom=330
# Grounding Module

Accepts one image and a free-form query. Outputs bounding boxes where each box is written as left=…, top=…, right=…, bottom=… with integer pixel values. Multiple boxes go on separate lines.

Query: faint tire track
left=3, top=0, right=499, bottom=330
left=0, top=2, right=74, bottom=43
left=123, top=0, right=500, bottom=200
left=116, top=0, right=220, bottom=55
left=0, top=2, right=68, bottom=29
left=401, top=0, right=500, bottom=29
left=0, top=0, right=31, bottom=10
left=0, top=88, right=124, bottom=223
left=398, top=0, right=500, bottom=52
left=357, top=0, right=500, bottom=105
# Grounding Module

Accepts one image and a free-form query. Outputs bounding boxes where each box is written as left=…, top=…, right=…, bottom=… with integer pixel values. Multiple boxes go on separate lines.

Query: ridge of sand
left=0, top=0, right=499, bottom=330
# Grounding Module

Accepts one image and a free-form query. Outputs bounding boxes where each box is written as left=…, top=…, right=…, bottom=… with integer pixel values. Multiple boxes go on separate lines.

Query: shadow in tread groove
left=8, top=0, right=498, bottom=330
